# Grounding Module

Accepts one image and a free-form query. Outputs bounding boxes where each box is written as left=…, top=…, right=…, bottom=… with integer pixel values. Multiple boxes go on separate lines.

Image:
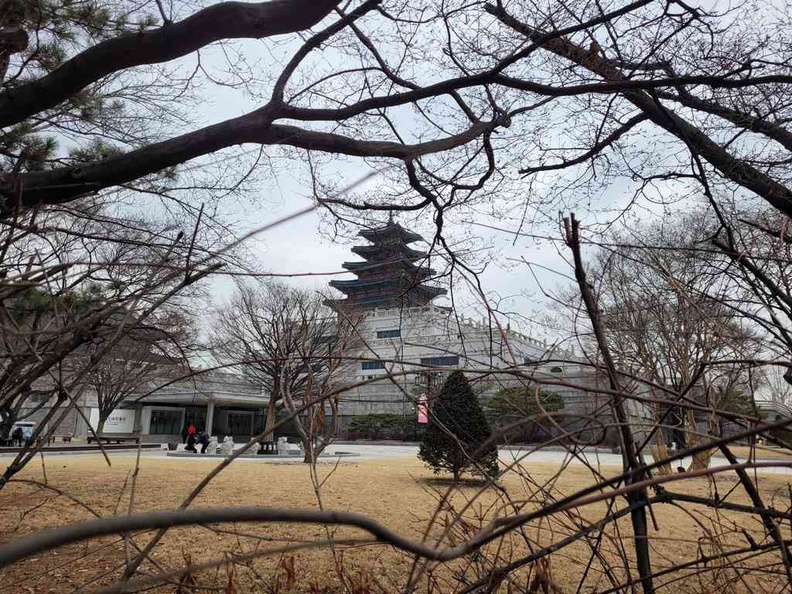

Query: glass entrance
left=184, top=408, right=207, bottom=432
left=227, top=412, right=253, bottom=437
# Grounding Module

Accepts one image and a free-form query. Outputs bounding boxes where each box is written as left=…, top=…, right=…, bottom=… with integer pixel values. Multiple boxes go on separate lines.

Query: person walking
left=10, top=426, right=23, bottom=447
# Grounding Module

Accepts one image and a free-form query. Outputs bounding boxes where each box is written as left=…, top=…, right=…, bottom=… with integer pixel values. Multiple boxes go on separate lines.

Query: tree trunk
left=651, top=404, right=672, bottom=475
left=97, top=419, right=106, bottom=435
left=264, top=398, right=277, bottom=440
left=0, top=408, right=13, bottom=442
left=650, top=445, right=672, bottom=475
left=686, top=411, right=713, bottom=471
left=689, top=449, right=714, bottom=471
left=301, top=435, right=333, bottom=464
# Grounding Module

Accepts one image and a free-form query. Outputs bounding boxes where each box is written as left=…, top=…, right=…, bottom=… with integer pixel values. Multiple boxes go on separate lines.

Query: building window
left=377, top=329, right=401, bottom=339
left=227, top=412, right=253, bottom=436
left=149, top=409, right=182, bottom=435
left=362, top=361, right=386, bottom=370
left=420, top=356, right=460, bottom=367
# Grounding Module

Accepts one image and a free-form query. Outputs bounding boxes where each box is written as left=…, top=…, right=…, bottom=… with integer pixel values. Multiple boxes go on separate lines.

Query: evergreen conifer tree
left=418, top=371, right=498, bottom=480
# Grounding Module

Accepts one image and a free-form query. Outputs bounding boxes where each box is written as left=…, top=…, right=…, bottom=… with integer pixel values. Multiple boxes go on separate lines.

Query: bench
left=87, top=433, right=141, bottom=445
left=258, top=441, right=277, bottom=454
left=48, top=434, right=73, bottom=445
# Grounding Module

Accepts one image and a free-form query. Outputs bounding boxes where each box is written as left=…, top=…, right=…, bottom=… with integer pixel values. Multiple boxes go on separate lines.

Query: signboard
left=88, top=408, right=135, bottom=433
left=417, top=394, right=428, bottom=424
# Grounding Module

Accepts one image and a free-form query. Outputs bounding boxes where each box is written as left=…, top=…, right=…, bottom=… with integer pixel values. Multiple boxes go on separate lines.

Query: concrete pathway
left=1, top=443, right=790, bottom=474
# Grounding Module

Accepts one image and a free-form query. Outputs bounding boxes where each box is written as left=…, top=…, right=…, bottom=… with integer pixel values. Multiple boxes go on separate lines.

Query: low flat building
left=18, top=371, right=270, bottom=444
left=120, top=371, right=268, bottom=443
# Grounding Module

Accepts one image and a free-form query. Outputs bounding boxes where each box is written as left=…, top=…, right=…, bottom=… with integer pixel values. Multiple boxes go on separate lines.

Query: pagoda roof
left=329, top=277, right=446, bottom=297
left=330, top=278, right=398, bottom=289
left=351, top=244, right=426, bottom=259
left=330, top=277, right=434, bottom=290
left=342, top=258, right=434, bottom=274
left=409, top=285, right=447, bottom=298
left=326, top=295, right=402, bottom=308
left=359, top=222, right=422, bottom=244
left=357, top=292, right=442, bottom=304
left=326, top=285, right=447, bottom=307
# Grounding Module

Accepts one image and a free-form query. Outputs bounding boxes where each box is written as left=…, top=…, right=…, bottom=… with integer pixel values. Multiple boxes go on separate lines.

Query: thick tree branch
left=280, top=73, right=792, bottom=124
left=2, top=460, right=789, bottom=570
left=0, top=0, right=341, bottom=127
left=1, top=115, right=500, bottom=215
left=655, top=89, right=792, bottom=152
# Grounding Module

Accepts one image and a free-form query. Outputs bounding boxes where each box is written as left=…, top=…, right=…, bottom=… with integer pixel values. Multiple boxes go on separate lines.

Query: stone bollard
left=206, top=436, right=218, bottom=455
left=219, top=436, right=234, bottom=456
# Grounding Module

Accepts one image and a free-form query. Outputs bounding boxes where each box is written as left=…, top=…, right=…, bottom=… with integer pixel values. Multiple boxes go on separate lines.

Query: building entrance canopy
left=127, top=372, right=270, bottom=441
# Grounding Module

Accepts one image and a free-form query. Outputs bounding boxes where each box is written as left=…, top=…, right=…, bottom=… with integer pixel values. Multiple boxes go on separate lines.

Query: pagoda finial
left=387, top=210, right=395, bottom=224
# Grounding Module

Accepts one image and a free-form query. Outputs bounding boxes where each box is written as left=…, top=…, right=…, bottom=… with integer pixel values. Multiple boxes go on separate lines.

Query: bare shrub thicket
left=1, top=0, right=792, bottom=592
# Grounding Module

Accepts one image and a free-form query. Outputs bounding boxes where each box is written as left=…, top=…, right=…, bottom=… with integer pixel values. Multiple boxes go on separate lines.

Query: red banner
left=417, top=393, right=428, bottom=424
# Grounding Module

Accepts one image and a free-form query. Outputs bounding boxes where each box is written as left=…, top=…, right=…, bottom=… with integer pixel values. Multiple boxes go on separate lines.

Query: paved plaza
left=1, top=443, right=790, bottom=474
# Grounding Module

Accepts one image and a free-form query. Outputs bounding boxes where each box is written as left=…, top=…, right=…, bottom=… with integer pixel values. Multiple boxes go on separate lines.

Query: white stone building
left=323, top=219, right=650, bottom=444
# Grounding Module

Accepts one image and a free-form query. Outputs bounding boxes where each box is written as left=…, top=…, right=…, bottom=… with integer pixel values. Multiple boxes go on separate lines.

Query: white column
left=206, top=400, right=215, bottom=435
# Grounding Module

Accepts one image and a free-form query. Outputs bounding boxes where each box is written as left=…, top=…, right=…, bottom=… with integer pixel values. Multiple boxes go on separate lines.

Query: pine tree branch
left=0, top=0, right=342, bottom=127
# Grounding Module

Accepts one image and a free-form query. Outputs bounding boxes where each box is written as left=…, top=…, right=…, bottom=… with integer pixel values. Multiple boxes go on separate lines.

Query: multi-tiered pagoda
left=327, top=218, right=446, bottom=311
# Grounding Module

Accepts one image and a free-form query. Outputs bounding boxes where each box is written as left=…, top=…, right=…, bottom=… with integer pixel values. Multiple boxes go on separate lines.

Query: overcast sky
left=180, top=10, right=686, bottom=347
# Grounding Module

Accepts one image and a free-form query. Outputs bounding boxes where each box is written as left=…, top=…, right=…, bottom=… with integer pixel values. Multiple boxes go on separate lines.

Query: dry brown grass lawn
left=730, top=445, right=792, bottom=459
left=0, top=455, right=788, bottom=593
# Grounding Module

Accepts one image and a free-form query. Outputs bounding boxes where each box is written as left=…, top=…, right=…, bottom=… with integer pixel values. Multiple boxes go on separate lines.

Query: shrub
left=418, top=371, right=498, bottom=480
left=485, top=387, right=564, bottom=443
left=347, top=414, right=414, bottom=440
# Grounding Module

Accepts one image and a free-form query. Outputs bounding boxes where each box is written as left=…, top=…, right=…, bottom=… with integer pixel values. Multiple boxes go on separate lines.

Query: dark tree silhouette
left=418, top=371, right=498, bottom=481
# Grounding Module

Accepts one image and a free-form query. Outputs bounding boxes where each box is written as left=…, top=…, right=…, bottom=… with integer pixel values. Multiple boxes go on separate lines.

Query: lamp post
left=401, top=381, right=407, bottom=441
